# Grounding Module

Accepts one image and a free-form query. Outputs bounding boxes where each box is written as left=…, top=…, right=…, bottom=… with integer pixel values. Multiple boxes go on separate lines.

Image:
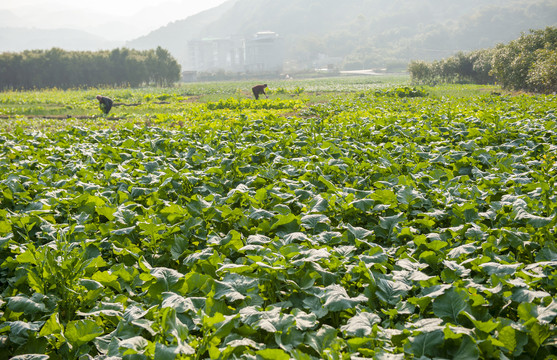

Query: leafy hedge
left=409, top=27, right=557, bottom=93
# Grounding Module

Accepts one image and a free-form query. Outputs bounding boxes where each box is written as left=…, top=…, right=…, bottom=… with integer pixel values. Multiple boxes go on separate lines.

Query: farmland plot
left=0, top=84, right=556, bottom=359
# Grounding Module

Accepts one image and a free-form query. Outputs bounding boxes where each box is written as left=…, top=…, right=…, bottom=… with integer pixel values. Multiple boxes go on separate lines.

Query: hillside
left=0, top=28, right=122, bottom=52
left=126, top=0, right=557, bottom=71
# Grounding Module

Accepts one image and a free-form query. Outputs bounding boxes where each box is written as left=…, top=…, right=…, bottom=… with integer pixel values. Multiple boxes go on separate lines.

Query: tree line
left=408, top=27, right=557, bottom=94
left=0, top=47, right=182, bottom=90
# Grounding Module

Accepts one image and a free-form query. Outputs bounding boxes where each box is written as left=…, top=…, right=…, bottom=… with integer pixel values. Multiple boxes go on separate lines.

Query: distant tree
left=408, top=60, right=434, bottom=84
left=491, top=27, right=557, bottom=92
left=438, top=52, right=474, bottom=83
left=147, top=47, right=181, bottom=87
left=0, top=47, right=181, bottom=90
left=527, top=48, right=557, bottom=93
left=469, top=48, right=494, bottom=84
left=408, top=26, right=555, bottom=92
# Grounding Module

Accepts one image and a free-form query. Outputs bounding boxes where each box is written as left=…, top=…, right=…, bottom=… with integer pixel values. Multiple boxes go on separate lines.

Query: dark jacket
left=98, top=96, right=113, bottom=114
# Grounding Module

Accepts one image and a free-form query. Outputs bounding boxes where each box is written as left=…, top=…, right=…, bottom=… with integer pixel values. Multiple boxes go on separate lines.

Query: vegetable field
left=0, top=78, right=556, bottom=359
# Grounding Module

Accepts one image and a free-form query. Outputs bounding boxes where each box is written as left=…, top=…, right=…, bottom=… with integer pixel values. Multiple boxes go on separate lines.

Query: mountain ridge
left=126, top=0, right=557, bottom=71
left=0, top=27, right=123, bottom=52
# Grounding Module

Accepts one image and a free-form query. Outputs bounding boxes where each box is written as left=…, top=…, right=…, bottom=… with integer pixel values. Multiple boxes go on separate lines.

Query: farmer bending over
left=252, top=84, right=268, bottom=100
left=96, top=95, right=113, bottom=114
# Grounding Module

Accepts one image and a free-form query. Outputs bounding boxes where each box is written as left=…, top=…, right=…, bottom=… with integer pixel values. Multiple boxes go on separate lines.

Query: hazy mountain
left=127, top=0, right=240, bottom=54
left=0, top=0, right=228, bottom=47
left=0, top=9, right=23, bottom=28
left=126, top=0, right=557, bottom=71
left=0, top=28, right=123, bottom=52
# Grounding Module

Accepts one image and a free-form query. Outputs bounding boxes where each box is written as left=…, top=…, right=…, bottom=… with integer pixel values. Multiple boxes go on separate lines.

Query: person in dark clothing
left=252, top=84, right=268, bottom=100
left=96, top=95, right=113, bottom=114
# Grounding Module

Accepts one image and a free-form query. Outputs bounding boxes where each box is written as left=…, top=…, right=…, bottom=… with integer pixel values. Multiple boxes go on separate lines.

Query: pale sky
left=0, top=0, right=229, bottom=41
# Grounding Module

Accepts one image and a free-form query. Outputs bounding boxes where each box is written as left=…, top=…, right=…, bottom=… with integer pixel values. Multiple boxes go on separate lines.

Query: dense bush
left=408, top=49, right=496, bottom=86
left=527, top=49, right=557, bottom=93
left=0, top=47, right=181, bottom=90
left=409, top=27, right=557, bottom=93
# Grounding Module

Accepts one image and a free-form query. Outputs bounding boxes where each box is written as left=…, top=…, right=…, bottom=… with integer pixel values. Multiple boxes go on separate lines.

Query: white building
left=244, top=32, right=284, bottom=73
left=186, top=32, right=283, bottom=74
left=187, top=37, right=245, bottom=72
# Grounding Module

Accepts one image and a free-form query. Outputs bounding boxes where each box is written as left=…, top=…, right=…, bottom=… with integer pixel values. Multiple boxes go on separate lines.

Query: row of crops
left=0, top=84, right=556, bottom=359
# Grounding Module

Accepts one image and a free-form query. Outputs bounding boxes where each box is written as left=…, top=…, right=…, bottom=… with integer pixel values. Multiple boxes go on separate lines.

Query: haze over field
left=0, top=0, right=227, bottom=44
left=1, top=0, right=556, bottom=72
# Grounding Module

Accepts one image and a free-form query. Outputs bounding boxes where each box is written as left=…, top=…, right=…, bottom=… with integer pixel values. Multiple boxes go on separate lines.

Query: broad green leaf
left=39, top=312, right=63, bottom=337
left=270, top=213, right=299, bottom=232
left=246, top=234, right=272, bottom=244
left=317, top=175, right=337, bottom=191
left=341, top=312, right=381, bottom=337
left=480, top=262, right=520, bottom=276
left=371, top=189, right=397, bottom=205
left=216, top=263, right=252, bottom=275
left=292, top=309, right=317, bottom=331
left=214, top=273, right=259, bottom=302
left=536, top=243, right=557, bottom=261
left=161, top=293, right=197, bottom=313
left=256, top=348, right=290, bottom=360
left=321, top=284, right=368, bottom=311
left=7, top=294, right=47, bottom=315
left=345, top=223, right=373, bottom=240
left=379, top=213, right=406, bottom=231
left=405, top=330, right=444, bottom=358
left=302, top=296, right=328, bottom=319
left=518, top=301, right=557, bottom=324
left=528, top=322, right=552, bottom=348
left=305, top=325, right=338, bottom=354
left=397, top=186, right=424, bottom=206
left=452, top=335, right=480, bottom=360
left=443, top=260, right=471, bottom=277
left=4, top=321, right=42, bottom=345
left=291, top=248, right=330, bottom=265
left=118, top=335, right=149, bottom=353
left=432, top=287, right=470, bottom=323
left=376, top=278, right=412, bottom=306
left=309, top=195, right=329, bottom=212
left=240, top=306, right=295, bottom=333
left=10, top=355, right=50, bottom=360
left=425, top=240, right=448, bottom=251
left=301, top=213, right=330, bottom=230
left=514, top=208, right=553, bottom=228
left=511, top=287, right=550, bottom=303
left=497, top=326, right=528, bottom=356
left=465, top=224, right=486, bottom=241
left=15, top=249, right=38, bottom=265
left=350, top=199, right=374, bottom=212
left=150, top=267, right=184, bottom=291
left=154, top=342, right=179, bottom=360
left=110, top=225, right=136, bottom=235
left=65, top=319, right=104, bottom=347
left=92, top=271, right=121, bottom=291
left=462, top=312, right=498, bottom=334
left=448, top=243, right=478, bottom=258
left=249, top=208, right=275, bottom=220
left=96, top=206, right=115, bottom=221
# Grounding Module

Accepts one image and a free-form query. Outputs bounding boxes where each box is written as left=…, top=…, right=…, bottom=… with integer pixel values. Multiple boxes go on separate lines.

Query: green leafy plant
left=0, top=80, right=556, bottom=359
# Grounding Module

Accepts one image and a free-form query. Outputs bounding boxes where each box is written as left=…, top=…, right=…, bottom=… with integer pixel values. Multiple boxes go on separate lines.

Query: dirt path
left=0, top=114, right=123, bottom=120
